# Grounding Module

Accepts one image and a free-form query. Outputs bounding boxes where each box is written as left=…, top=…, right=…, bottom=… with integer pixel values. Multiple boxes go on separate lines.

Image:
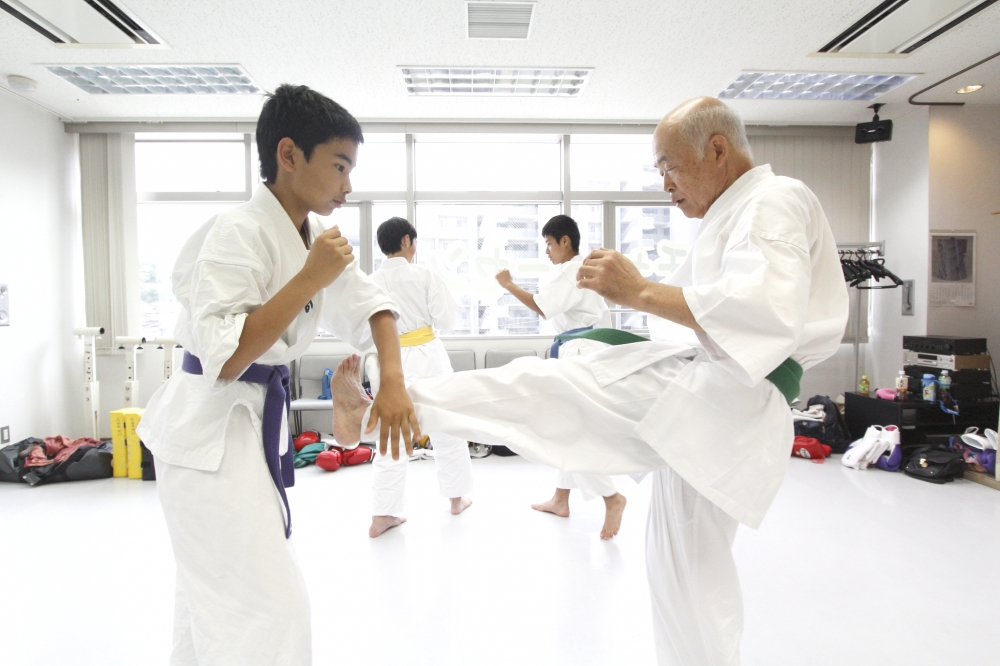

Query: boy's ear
left=560, top=235, right=572, bottom=248
left=276, top=137, right=299, bottom=177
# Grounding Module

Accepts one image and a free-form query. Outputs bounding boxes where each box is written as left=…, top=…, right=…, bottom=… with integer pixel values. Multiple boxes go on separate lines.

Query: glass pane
left=569, top=204, right=604, bottom=255
left=372, top=203, right=409, bottom=273
left=137, top=202, right=242, bottom=339
left=316, top=205, right=361, bottom=251
left=616, top=205, right=698, bottom=330
left=135, top=141, right=246, bottom=192
left=570, top=134, right=660, bottom=192
left=415, top=203, right=560, bottom=335
left=352, top=134, right=406, bottom=192
left=415, top=134, right=561, bottom=191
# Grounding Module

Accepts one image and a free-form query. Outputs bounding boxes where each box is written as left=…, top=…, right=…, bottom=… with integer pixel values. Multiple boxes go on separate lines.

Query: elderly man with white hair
left=332, top=96, right=849, bottom=665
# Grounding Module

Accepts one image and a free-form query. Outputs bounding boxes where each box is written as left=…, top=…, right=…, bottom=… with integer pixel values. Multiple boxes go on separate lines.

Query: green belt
left=555, top=328, right=802, bottom=405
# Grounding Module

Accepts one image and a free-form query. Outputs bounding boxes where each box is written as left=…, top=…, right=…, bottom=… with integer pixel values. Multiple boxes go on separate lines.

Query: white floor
left=1, top=454, right=998, bottom=666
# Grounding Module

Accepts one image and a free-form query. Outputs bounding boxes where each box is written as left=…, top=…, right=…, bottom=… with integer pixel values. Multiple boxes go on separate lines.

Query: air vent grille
left=1, top=0, right=162, bottom=45
left=467, top=2, right=534, bottom=39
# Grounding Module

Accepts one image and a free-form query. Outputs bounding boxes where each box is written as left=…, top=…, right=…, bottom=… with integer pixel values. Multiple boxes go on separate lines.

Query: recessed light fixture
left=956, top=84, right=983, bottom=94
left=718, top=71, right=916, bottom=101
left=45, top=64, right=261, bottom=94
left=399, top=67, right=591, bottom=97
left=6, top=75, right=38, bottom=93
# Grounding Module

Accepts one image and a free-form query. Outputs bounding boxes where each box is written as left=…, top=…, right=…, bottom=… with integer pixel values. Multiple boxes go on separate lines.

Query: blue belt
left=182, top=352, right=296, bottom=538
left=550, top=326, right=594, bottom=359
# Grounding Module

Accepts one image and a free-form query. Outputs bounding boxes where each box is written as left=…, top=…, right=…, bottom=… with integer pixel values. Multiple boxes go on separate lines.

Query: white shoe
left=961, top=427, right=998, bottom=451
left=842, top=425, right=883, bottom=470
left=863, top=424, right=899, bottom=466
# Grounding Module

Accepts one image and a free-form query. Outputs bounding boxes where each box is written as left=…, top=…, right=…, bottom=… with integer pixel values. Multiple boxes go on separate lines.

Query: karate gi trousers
left=405, top=352, right=744, bottom=666
left=155, top=406, right=312, bottom=666
left=552, top=339, right=618, bottom=501
left=367, top=346, right=473, bottom=516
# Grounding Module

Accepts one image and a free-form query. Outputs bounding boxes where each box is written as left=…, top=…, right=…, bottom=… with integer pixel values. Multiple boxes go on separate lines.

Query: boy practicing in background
left=137, top=84, right=419, bottom=665
left=495, top=215, right=627, bottom=540
left=365, top=217, right=474, bottom=537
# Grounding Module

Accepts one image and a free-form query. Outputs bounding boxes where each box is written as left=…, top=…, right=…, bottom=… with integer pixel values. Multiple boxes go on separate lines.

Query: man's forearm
left=505, top=283, right=545, bottom=317
left=633, top=282, right=704, bottom=333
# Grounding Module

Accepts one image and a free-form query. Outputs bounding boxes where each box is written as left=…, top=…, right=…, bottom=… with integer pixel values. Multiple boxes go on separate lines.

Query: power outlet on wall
left=0, top=426, right=9, bottom=444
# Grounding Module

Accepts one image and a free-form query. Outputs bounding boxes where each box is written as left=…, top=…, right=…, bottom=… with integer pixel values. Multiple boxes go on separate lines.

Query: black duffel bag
left=0, top=438, right=113, bottom=487
left=794, top=395, right=852, bottom=453
left=902, top=444, right=966, bottom=484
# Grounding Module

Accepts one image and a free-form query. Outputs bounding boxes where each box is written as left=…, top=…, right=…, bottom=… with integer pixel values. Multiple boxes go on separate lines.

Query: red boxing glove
left=316, top=449, right=342, bottom=472
left=294, top=430, right=322, bottom=452
left=341, top=446, right=375, bottom=466
left=792, top=436, right=832, bottom=463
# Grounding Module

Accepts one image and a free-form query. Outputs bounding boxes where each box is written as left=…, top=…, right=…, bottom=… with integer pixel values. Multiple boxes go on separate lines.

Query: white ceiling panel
left=0, top=0, right=998, bottom=124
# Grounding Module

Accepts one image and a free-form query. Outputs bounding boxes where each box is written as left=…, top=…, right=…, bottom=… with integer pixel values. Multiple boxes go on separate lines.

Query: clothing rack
left=837, top=242, right=890, bottom=391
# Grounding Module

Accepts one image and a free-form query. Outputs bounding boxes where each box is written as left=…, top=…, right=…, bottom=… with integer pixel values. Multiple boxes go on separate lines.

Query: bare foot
left=600, top=493, right=627, bottom=540
left=369, top=515, right=406, bottom=538
left=450, top=496, right=473, bottom=515
left=332, top=355, right=372, bottom=447
left=531, top=488, right=570, bottom=518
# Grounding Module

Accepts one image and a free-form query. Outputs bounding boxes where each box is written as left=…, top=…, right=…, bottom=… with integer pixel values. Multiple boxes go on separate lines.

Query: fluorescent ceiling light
left=718, top=72, right=916, bottom=101
left=956, top=84, right=983, bottom=93
left=400, top=67, right=591, bottom=97
left=45, top=65, right=261, bottom=94
left=2, top=0, right=162, bottom=46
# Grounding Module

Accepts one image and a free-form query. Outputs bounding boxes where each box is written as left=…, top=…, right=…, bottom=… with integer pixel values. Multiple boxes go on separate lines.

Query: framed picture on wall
left=929, top=232, right=976, bottom=306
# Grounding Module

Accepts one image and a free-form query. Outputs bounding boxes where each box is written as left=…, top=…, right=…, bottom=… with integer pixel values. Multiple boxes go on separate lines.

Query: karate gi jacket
left=535, top=254, right=612, bottom=333
left=138, top=185, right=395, bottom=472
left=369, top=257, right=457, bottom=384
left=594, top=165, right=849, bottom=528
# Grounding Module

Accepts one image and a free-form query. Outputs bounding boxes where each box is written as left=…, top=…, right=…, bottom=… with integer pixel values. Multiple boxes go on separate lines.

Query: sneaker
left=842, top=425, right=884, bottom=470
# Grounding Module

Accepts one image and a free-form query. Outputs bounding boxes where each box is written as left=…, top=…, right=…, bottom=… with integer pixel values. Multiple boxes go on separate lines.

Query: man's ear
left=276, top=137, right=299, bottom=177
left=709, top=134, right=729, bottom=166
left=401, top=235, right=412, bottom=249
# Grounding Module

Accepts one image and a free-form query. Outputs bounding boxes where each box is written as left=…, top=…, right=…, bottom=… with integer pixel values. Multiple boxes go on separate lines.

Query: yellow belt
left=399, top=326, right=435, bottom=347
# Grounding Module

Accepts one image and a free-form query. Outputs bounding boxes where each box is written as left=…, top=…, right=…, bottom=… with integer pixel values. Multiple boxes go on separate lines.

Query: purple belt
left=182, top=351, right=296, bottom=538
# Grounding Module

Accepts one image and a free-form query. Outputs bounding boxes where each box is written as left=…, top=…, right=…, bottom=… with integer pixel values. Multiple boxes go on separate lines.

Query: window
left=570, top=134, right=660, bottom=192
left=415, top=134, right=561, bottom=191
left=415, top=203, right=560, bottom=335
left=132, top=127, right=695, bottom=339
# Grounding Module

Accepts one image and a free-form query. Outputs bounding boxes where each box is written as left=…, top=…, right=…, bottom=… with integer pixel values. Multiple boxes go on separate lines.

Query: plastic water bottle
left=922, top=374, right=938, bottom=402
left=858, top=375, right=870, bottom=396
left=895, top=370, right=909, bottom=400
left=938, top=370, right=952, bottom=394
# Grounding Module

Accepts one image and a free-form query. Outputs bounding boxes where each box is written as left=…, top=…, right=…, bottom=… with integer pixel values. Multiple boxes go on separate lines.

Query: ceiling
left=1, top=0, right=998, bottom=126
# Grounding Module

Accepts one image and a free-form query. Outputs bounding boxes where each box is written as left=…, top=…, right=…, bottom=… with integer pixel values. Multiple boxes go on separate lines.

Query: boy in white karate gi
left=333, top=97, right=849, bottom=666
left=365, top=217, right=474, bottom=537
left=137, top=85, right=419, bottom=666
left=495, top=215, right=627, bottom=540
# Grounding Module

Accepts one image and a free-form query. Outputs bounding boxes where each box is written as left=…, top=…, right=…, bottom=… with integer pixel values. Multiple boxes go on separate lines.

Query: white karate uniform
left=365, top=257, right=473, bottom=515
left=137, top=185, right=394, bottom=666
left=536, top=255, right=617, bottom=500
left=402, top=165, right=849, bottom=665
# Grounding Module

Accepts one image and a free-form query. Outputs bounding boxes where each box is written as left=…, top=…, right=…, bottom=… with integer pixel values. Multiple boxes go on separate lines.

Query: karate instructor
left=332, top=96, right=850, bottom=666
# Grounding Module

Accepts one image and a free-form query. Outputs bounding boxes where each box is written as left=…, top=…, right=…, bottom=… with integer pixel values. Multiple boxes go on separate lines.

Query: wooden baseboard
left=965, top=469, right=1000, bottom=491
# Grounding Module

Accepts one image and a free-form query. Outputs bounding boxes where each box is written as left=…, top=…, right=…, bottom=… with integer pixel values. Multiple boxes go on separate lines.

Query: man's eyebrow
left=336, top=153, right=354, bottom=167
left=655, top=155, right=669, bottom=166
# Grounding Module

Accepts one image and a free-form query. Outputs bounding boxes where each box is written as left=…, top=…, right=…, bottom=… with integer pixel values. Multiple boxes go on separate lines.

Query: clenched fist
left=301, top=226, right=355, bottom=290
left=576, top=248, right=647, bottom=308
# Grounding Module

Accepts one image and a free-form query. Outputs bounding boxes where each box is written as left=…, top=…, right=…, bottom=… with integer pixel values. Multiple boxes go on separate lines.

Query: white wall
left=927, top=105, right=1000, bottom=357
left=0, top=91, right=85, bottom=442
left=868, top=106, right=930, bottom=390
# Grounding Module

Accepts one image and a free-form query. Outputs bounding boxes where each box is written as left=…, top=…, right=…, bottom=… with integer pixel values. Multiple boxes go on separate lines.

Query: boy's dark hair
left=377, top=217, right=418, bottom=255
left=256, top=84, right=364, bottom=184
left=541, top=215, right=581, bottom=253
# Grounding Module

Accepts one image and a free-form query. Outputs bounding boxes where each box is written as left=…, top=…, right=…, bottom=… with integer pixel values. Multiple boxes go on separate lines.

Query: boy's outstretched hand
left=365, top=374, right=420, bottom=460
left=301, top=226, right=355, bottom=289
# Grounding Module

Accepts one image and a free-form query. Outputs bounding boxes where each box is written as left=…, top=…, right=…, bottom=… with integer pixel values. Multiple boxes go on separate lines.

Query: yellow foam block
left=122, top=407, right=145, bottom=480
left=109, top=409, right=129, bottom=478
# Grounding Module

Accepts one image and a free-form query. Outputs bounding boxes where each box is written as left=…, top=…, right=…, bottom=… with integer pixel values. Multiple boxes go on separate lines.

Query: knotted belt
left=549, top=325, right=593, bottom=359
left=182, top=351, right=296, bottom=538
left=554, top=328, right=803, bottom=405
left=399, top=326, right=436, bottom=347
